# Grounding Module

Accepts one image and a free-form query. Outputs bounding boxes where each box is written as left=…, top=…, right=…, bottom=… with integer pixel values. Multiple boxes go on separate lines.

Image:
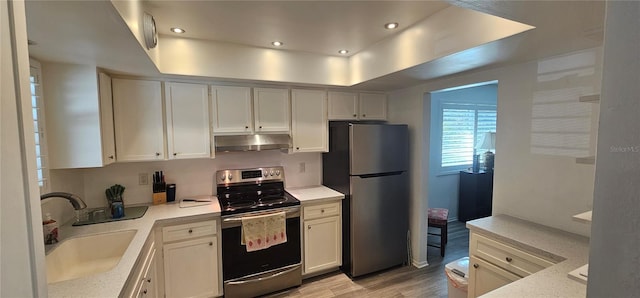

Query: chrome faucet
left=40, top=192, right=87, bottom=210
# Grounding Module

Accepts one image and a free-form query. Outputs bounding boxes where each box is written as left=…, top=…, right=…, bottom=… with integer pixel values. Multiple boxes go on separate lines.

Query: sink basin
left=46, top=230, right=136, bottom=283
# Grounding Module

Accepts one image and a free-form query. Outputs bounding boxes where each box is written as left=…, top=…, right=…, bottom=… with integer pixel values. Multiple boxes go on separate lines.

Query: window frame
left=29, top=59, right=50, bottom=194
left=434, top=100, right=497, bottom=176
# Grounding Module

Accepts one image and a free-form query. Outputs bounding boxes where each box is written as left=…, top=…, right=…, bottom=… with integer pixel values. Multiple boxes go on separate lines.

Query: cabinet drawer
left=163, top=220, right=216, bottom=243
left=303, top=202, right=340, bottom=220
left=470, top=233, right=555, bottom=277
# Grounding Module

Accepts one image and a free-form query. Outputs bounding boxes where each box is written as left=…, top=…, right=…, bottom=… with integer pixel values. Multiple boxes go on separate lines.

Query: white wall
left=389, top=47, right=600, bottom=265
left=387, top=85, right=430, bottom=267
left=588, top=2, right=640, bottom=296
left=46, top=151, right=321, bottom=222
left=428, top=84, right=498, bottom=220
left=1, top=0, right=47, bottom=295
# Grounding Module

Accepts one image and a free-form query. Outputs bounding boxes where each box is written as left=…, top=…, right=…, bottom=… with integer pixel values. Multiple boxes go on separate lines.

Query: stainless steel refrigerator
left=322, top=122, right=409, bottom=278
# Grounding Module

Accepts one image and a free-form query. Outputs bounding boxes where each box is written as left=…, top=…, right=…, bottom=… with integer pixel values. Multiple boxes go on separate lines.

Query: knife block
left=153, top=192, right=166, bottom=205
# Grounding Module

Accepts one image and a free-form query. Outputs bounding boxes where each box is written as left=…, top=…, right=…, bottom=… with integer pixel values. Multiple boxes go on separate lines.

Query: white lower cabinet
left=123, top=235, right=158, bottom=298
left=302, top=201, right=341, bottom=275
left=467, top=232, right=555, bottom=297
left=161, top=219, right=222, bottom=298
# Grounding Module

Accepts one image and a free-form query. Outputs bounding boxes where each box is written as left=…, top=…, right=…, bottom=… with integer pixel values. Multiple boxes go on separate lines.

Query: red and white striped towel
left=241, top=211, right=287, bottom=252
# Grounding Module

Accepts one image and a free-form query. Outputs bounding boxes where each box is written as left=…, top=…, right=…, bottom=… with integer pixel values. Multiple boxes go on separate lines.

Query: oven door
left=221, top=207, right=301, bottom=281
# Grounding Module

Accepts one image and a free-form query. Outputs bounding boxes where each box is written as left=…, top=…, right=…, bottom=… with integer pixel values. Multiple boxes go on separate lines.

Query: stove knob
left=220, top=174, right=226, bottom=181
left=270, top=171, right=274, bottom=176
left=228, top=174, right=233, bottom=180
left=275, top=170, right=281, bottom=176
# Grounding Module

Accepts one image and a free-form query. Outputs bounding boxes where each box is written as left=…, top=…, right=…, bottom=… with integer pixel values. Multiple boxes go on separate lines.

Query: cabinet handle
left=308, top=225, right=311, bottom=230
left=506, top=257, right=513, bottom=263
left=108, top=155, right=114, bottom=159
left=473, top=264, right=479, bottom=269
left=155, top=152, right=160, bottom=156
left=188, top=229, right=193, bottom=233
left=209, top=242, right=213, bottom=246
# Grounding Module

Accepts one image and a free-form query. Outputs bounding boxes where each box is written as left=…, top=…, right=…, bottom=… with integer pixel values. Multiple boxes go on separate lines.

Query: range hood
left=215, top=134, right=292, bottom=152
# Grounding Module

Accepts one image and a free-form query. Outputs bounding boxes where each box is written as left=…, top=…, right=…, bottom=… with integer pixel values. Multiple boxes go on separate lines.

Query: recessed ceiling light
left=272, top=41, right=284, bottom=47
left=170, top=27, right=186, bottom=34
left=338, top=49, right=349, bottom=55
left=384, top=22, right=399, bottom=29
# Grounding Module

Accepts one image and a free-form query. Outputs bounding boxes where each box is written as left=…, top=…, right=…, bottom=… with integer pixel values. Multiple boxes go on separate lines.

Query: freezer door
left=349, top=172, right=409, bottom=277
left=350, top=124, right=408, bottom=176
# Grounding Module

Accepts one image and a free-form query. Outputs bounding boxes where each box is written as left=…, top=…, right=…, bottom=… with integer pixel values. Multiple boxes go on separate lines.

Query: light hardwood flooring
left=264, top=221, right=470, bottom=298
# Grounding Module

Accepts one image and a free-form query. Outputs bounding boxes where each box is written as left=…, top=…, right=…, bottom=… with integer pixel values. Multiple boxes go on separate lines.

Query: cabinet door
left=166, top=82, right=210, bottom=159
left=98, top=73, right=116, bottom=165
left=304, top=216, right=341, bottom=274
left=468, top=256, right=520, bottom=298
left=211, top=86, right=252, bottom=135
left=328, top=91, right=358, bottom=120
left=254, top=88, right=290, bottom=133
left=359, top=93, right=387, bottom=120
left=112, top=79, right=165, bottom=161
left=134, top=249, right=157, bottom=298
left=163, top=236, right=219, bottom=298
left=291, top=89, right=327, bottom=152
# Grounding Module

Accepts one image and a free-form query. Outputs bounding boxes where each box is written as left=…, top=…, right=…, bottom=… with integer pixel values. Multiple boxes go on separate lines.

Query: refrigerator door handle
left=356, top=171, right=404, bottom=179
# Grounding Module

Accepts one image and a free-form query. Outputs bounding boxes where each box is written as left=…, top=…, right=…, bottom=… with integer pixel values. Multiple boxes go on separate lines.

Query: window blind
left=441, top=104, right=496, bottom=169
left=30, top=64, right=48, bottom=191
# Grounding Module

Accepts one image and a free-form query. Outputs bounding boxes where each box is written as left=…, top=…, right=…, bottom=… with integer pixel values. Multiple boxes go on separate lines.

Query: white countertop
left=47, top=199, right=221, bottom=298
left=286, top=185, right=345, bottom=203
left=467, top=215, right=590, bottom=298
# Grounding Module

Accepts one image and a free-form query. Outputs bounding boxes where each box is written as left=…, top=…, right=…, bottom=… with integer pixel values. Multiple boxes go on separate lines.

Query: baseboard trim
left=412, top=259, right=429, bottom=268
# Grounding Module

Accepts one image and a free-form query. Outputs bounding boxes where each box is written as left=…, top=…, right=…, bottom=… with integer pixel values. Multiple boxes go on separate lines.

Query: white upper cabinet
left=291, top=89, right=328, bottom=152
left=328, top=91, right=387, bottom=120
left=41, top=62, right=116, bottom=168
left=112, top=78, right=165, bottom=161
left=165, top=82, right=210, bottom=160
left=211, top=86, right=252, bottom=135
left=359, top=92, right=387, bottom=120
left=328, top=91, right=358, bottom=120
left=253, top=88, right=290, bottom=133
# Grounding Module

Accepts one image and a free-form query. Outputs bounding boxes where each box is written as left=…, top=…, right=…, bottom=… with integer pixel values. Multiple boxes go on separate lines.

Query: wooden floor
left=264, top=221, right=470, bottom=298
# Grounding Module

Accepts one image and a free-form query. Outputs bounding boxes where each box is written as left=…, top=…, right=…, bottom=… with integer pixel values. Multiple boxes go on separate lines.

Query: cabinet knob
left=245, top=126, right=249, bottom=129
left=473, top=264, right=479, bottom=269
left=209, top=242, right=213, bottom=246
left=188, top=229, right=193, bottom=233
left=143, top=289, right=148, bottom=295
left=259, top=126, right=262, bottom=129
left=173, top=153, right=177, bottom=156
left=296, top=147, right=300, bottom=150
left=108, top=155, right=114, bottom=159
left=321, top=209, right=325, bottom=213
left=308, top=225, right=311, bottom=230
left=147, top=278, right=151, bottom=283
left=353, top=114, right=357, bottom=117
left=506, top=257, right=513, bottom=263
left=362, top=114, right=366, bottom=117
left=155, top=152, right=160, bottom=156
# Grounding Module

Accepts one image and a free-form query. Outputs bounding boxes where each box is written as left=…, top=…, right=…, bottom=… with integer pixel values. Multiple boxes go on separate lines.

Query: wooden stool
left=427, top=208, right=449, bottom=257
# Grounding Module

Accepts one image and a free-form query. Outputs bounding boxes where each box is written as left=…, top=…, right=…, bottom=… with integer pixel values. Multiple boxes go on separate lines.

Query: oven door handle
left=225, top=264, right=300, bottom=285
left=222, top=207, right=300, bottom=222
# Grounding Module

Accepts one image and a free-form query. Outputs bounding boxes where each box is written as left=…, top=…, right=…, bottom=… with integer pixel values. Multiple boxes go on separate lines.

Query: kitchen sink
left=46, top=230, right=136, bottom=284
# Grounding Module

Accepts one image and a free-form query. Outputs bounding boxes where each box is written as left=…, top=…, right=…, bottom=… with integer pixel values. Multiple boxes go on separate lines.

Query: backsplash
left=45, top=151, right=322, bottom=224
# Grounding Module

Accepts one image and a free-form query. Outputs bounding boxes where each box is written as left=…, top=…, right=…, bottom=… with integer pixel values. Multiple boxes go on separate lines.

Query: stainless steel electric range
left=216, top=166, right=301, bottom=298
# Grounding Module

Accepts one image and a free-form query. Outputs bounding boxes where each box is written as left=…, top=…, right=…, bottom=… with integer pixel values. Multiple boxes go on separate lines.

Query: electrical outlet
left=138, top=173, right=149, bottom=185
left=299, top=162, right=306, bottom=173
